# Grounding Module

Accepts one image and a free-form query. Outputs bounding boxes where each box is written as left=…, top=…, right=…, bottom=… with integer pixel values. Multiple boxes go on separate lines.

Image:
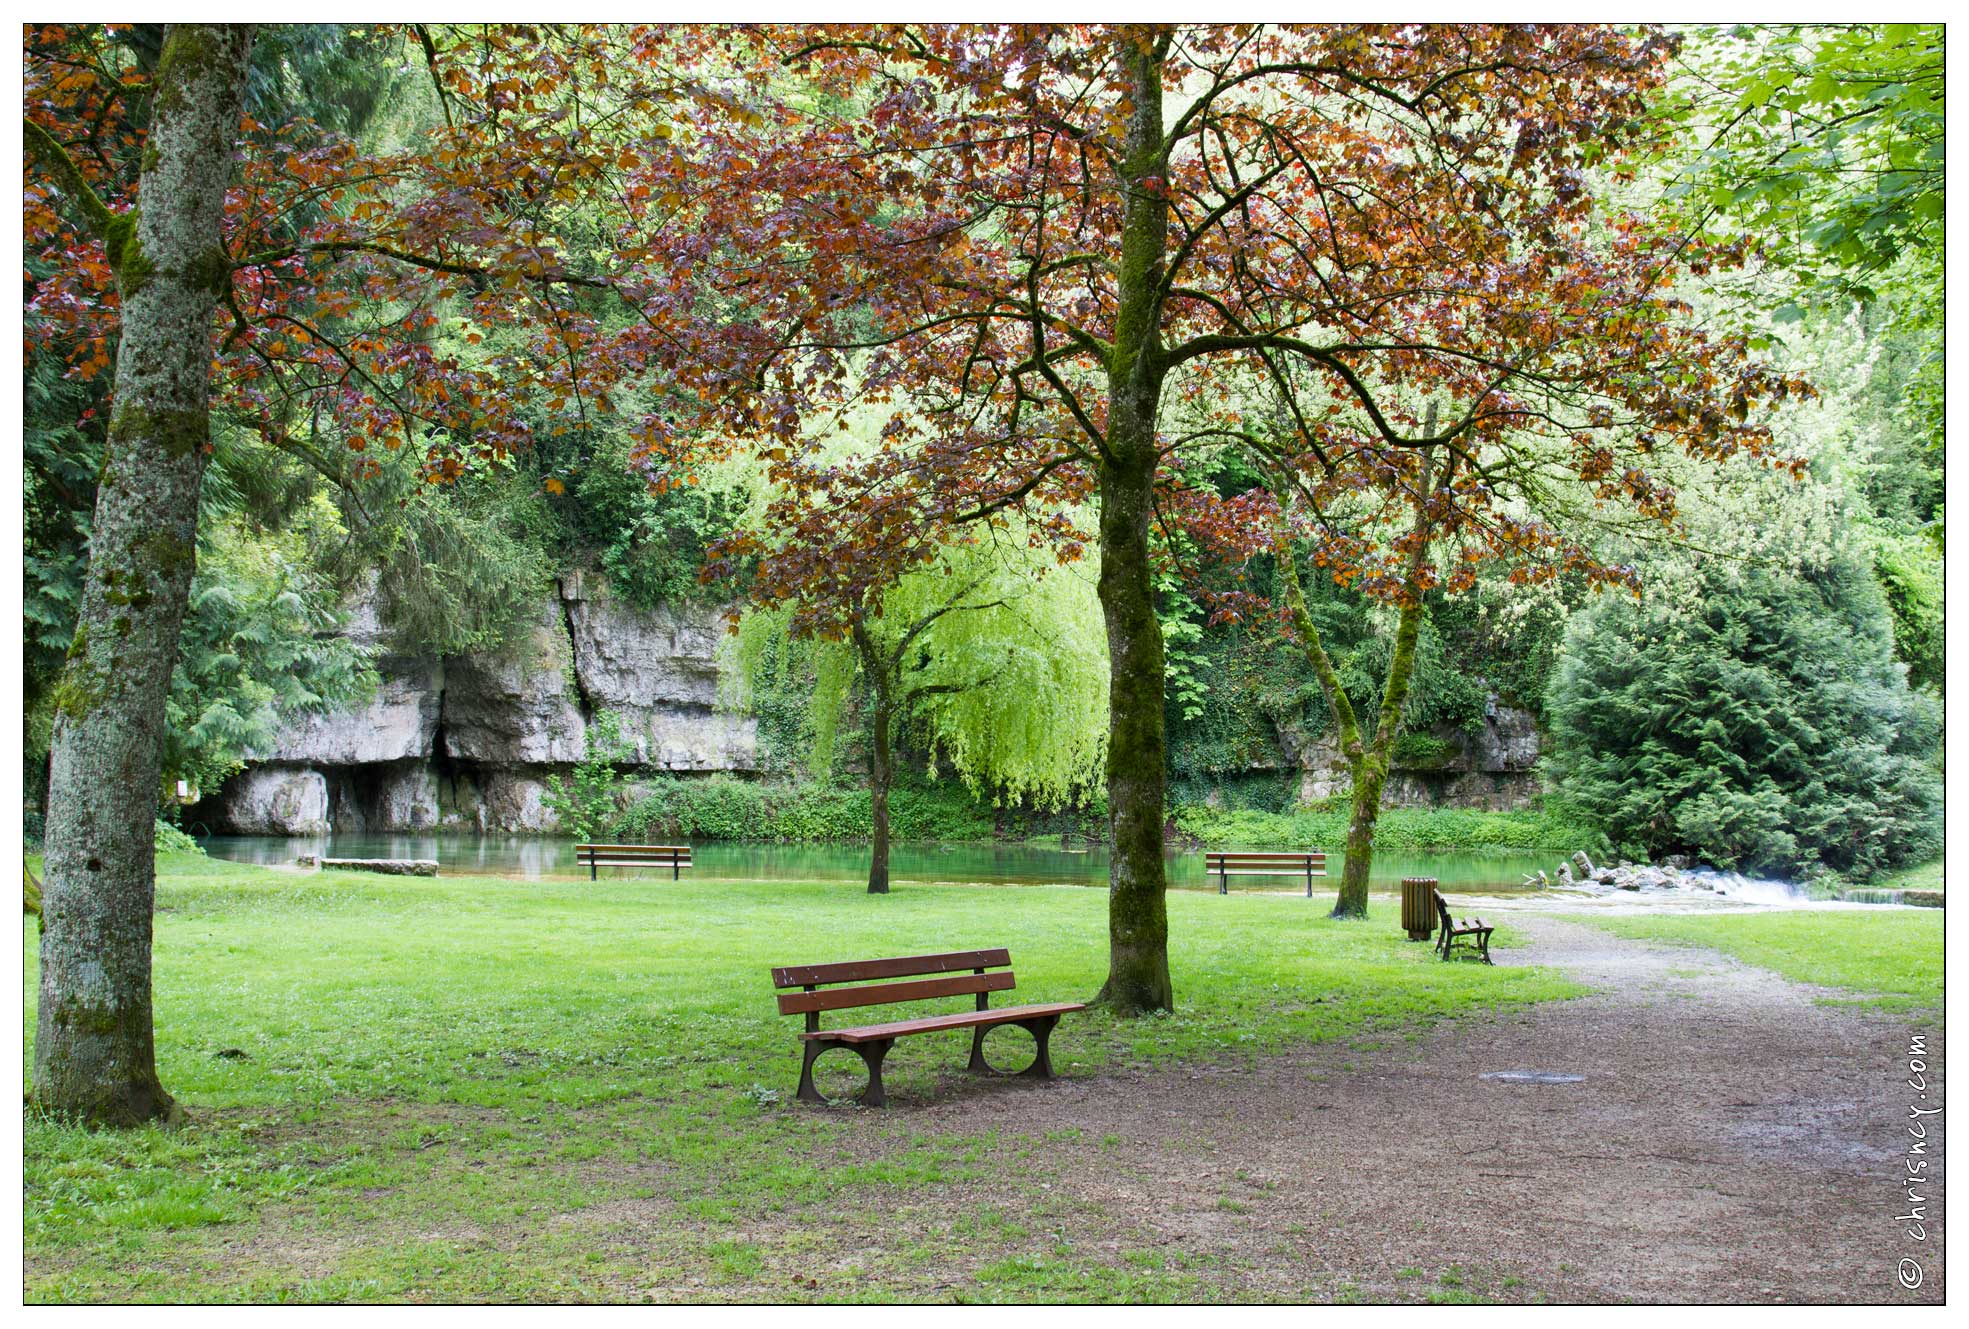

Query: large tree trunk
left=1330, top=587, right=1429, bottom=917
left=32, top=24, right=255, bottom=1126
left=851, top=619, right=892, bottom=894
left=867, top=690, right=893, bottom=895
left=1092, top=34, right=1175, bottom=1015
left=1329, top=438, right=1440, bottom=920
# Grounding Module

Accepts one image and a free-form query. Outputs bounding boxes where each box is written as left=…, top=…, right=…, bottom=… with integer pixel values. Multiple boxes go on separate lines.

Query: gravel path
left=851, top=913, right=1945, bottom=1303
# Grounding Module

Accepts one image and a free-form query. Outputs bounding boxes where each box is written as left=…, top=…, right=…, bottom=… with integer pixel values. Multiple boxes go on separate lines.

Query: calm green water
left=197, top=833, right=1554, bottom=894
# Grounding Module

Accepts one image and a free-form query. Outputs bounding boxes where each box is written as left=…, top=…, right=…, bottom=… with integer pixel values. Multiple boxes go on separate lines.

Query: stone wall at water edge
left=195, top=572, right=757, bottom=835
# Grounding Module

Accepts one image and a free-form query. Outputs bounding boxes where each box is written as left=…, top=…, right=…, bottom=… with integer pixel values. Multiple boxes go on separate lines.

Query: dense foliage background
left=20, top=23, right=1943, bottom=879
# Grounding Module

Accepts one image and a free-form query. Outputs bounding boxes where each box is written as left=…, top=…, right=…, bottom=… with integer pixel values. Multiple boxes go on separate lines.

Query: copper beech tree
left=23, top=22, right=705, bottom=1122
left=633, top=24, right=1802, bottom=1006
left=24, top=23, right=1812, bottom=1123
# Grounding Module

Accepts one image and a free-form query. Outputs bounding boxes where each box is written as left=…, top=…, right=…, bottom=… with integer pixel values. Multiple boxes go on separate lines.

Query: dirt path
left=835, top=913, right=1944, bottom=1303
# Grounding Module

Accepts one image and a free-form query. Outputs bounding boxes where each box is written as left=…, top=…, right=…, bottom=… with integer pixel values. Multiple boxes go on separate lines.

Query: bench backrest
left=1204, top=851, right=1326, bottom=871
left=1433, top=889, right=1462, bottom=930
left=575, top=844, right=691, bottom=862
left=771, top=949, right=1015, bottom=1025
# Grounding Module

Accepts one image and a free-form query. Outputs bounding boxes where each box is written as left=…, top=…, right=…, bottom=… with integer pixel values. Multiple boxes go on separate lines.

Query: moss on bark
left=1089, top=35, right=1176, bottom=1015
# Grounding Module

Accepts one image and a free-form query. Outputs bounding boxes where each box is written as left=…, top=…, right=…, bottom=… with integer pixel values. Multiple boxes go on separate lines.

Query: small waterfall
left=1679, top=868, right=1808, bottom=906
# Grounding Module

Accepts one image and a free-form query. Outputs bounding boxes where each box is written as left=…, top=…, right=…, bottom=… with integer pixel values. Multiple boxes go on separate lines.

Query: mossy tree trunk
left=30, top=24, right=255, bottom=1126
left=1273, top=410, right=1446, bottom=921
left=1332, top=586, right=1429, bottom=918
left=1091, top=36, right=1175, bottom=1015
left=851, top=619, right=893, bottom=895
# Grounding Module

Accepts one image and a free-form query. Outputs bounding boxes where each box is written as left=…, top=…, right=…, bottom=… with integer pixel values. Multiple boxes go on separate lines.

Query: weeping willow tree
left=725, top=531, right=1109, bottom=893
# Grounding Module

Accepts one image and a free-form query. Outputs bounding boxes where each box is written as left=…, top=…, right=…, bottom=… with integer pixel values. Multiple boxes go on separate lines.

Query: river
left=198, top=833, right=1555, bottom=895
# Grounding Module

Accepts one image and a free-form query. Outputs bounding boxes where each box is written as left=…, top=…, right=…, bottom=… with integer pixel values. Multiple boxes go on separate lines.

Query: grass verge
left=1584, top=909, right=1941, bottom=1010
left=24, top=853, right=1575, bottom=1303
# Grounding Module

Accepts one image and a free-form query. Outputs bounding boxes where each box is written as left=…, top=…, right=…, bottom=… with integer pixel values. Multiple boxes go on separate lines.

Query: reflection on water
left=199, top=833, right=1556, bottom=894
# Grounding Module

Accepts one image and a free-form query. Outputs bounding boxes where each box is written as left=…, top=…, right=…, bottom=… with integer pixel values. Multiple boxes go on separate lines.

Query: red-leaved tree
left=23, top=22, right=704, bottom=1121
left=623, top=23, right=1803, bottom=1009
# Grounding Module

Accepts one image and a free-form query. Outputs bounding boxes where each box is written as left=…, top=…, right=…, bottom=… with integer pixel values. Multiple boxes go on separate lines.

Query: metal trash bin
left=1401, top=877, right=1437, bottom=942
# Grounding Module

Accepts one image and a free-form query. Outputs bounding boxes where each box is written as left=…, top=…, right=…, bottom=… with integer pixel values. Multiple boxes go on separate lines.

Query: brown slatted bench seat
left=574, top=843, right=691, bottom=881
left=1205, top=850, right=1327, bottom=897
left=771, top=949, right=1085, bottom=1107
left=1433, top=887, right=1495, bottom=964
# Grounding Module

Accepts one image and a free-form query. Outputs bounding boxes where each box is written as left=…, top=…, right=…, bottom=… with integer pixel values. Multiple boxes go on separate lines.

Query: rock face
left=562, top=574, right=756, bottom=771
left=213, top=767, right=330, bottom=835
left=1289, top=694, right=1544, bottom=810
left=272, top=598, right=442, bottom=765
left=196, top=577, right=759, bottom=835
left=440, top=599, right=586, bottom=765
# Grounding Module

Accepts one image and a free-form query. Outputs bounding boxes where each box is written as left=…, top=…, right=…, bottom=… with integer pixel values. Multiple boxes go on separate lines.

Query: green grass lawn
left=1872, top=857, right=1944, bottom=894
left=24, top=854, right=1576, bottom=1304
left=1586, top=909, right=1942, bottom=1010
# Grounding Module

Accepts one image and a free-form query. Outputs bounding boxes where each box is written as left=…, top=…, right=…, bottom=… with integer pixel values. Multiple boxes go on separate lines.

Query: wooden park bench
left=1205, top=850, right=1327, bottom=897
left=574, top=843, right=691, bottom=881
left=1433, top=887, right=1495, bottom=964
left=770, top=948, right=1084, bottom=1107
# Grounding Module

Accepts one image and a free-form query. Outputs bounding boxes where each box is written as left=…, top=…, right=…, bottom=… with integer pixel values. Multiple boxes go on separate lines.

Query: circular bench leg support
left=798, top=1038, right=896, bottom=1106
left=967, top=1017, right=1062, bottom=1078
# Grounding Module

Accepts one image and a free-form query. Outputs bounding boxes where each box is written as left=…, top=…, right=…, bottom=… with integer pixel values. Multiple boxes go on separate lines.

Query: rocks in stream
left=1544, top=849, right=1803, bottom=903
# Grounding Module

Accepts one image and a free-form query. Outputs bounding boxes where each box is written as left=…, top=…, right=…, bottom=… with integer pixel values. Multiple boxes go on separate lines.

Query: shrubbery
left=608, top=773, right=1593, bottom=851
left=1171, top=800, right=1603, bottom=853
left=610, top=777, right=1003, bottom=843
left=154, top=821, right=204, bottom=855
left=1545, top=553, right=1941, bottom=879
left=542, top=710, right=632, bottom=840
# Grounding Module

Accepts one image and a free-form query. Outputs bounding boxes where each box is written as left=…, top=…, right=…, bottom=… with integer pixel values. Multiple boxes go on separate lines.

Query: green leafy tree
left=728, top=535, right=1109, bottom=894
left=1664, top=24, right=1943, bottom=303
left=163, top=527, right=376, bottom=805
left=1663, top=24, right=1944, bottom=494
left=1545, top=550, right=1940, bottom=879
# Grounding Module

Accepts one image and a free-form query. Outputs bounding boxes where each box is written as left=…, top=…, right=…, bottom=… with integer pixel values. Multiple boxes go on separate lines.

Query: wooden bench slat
left=1205, top=855, right=1327, bottom=864
left=805, top=1001, right=1087, bottom=1044
left=1209, top=868, right=1330, bottom=875
left=575, top=845, right=690, bottom=856
left=776, top=970, right=1015, bottom=1016
left=772, top=948, right=1011, bottom=988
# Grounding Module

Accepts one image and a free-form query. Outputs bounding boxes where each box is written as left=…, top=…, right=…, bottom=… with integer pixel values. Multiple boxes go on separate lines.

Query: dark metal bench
left=1205, top=850, right=1327, bottom=897
left=770, top=948, right=1085, bottom=1107
left=574, top=843, right=691, bottom=881
left=1433, top=888, right=1494, bottom=964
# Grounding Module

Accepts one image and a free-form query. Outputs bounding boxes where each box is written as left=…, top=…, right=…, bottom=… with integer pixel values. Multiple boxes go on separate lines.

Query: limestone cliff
left=198, top=573, right=756, bottom=834
left=1276, top=695, right=1543, bottom=810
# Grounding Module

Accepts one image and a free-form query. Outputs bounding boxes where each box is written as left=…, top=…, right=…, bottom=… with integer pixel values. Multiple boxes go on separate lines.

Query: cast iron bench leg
left=967, top=1016, right=1060, bottom=1078
left=855, top=1039, right=894, bottom=1107
left=1018, top=1015, right=1060, bottom=1079
left=796, top=1038, right=835, bottom=1104
left=796, top=1038, right=895, bottom=1106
